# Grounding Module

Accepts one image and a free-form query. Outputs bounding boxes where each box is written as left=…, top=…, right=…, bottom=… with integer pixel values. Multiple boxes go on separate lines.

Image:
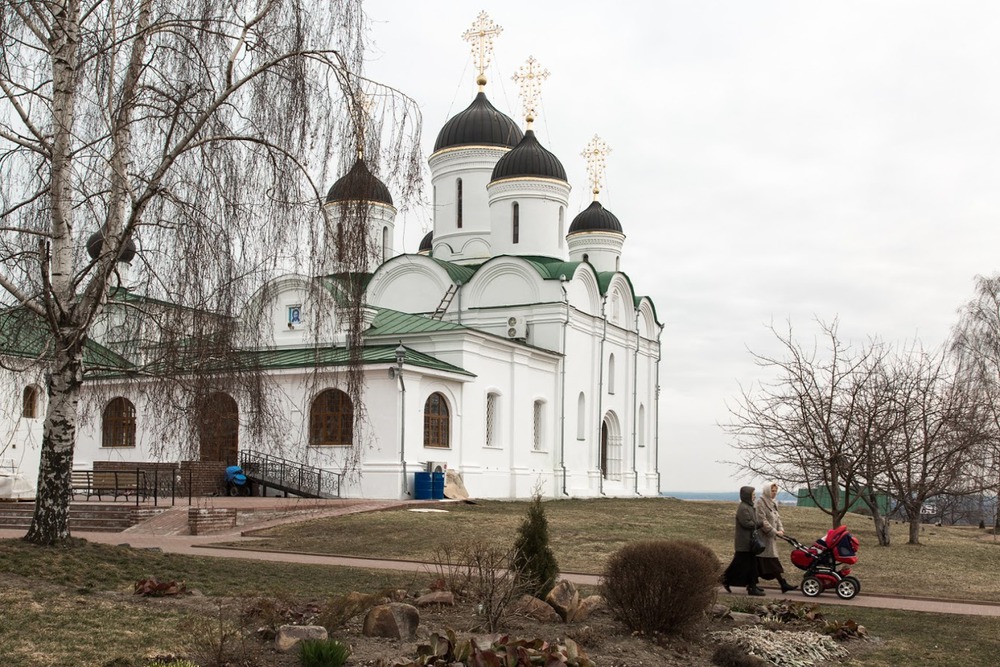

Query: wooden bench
left=71, top=470, right=146, bottom=501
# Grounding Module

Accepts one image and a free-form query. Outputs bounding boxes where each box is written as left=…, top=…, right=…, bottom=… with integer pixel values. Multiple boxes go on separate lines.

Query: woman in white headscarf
left=754, top=481, right=795, bottom=593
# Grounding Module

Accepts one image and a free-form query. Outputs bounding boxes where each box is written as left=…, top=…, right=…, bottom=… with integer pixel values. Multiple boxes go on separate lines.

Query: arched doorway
left=198, top=392, right=239, bottom=465
left=601, top=411, right=623, bottom=481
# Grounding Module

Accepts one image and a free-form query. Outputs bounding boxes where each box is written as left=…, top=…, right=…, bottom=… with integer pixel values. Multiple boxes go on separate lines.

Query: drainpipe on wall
left=654, top=324, right=664, bottom=494
left=559, top=278, right=570, bottom=496
left=597, top=295, right=607, bottom=496
left=632, top=310, right=640, bottom=495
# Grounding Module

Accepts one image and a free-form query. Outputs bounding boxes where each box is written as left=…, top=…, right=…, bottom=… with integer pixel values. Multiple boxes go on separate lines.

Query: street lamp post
left=389, top=343, right=407, bottom=495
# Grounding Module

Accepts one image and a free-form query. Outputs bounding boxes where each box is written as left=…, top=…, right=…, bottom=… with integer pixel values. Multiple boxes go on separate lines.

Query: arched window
left=382, top=226, right=390, bottom=262
left=533, top=400, right=545, bottom=451
left=335, top=221, right=343, bottom=261
left=608, top=354, right=616, bottom=395
left=309, top=389, right=354, bottom=446
left=558, top=206, right=564, bottom=248
left=582, top=253, right=589, bottom=263
left=512, top=202, right=520, bottom=244
left=102, top=397, right=136, bottom=448
left=456, top=179, right=463, bottom=229
left=576, top=392, right=586, bottom=440
left=424, top=392, right=450, bottom=448
left=485, top=392, right=499, bottom=447
left=22, top=385, right=39, bottom=419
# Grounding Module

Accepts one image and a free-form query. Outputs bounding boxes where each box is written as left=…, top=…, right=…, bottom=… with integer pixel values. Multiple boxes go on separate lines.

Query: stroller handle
left=777, top=534, right=805, bottom=548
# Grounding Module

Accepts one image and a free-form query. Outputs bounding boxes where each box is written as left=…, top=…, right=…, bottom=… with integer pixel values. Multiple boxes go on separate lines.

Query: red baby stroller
left=779, top=526, right=860, bottom=600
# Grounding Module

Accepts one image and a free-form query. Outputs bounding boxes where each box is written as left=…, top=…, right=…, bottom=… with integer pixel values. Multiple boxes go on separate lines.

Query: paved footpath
left=3, top=498, right=1000, bottom=618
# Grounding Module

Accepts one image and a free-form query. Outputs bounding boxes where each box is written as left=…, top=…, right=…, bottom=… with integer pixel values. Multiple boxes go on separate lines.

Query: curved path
left=3, top=498, right=999, bottom=617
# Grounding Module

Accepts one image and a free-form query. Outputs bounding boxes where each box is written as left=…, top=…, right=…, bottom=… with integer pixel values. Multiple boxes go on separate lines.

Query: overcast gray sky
left=362, top=1, right=1000, bottom=491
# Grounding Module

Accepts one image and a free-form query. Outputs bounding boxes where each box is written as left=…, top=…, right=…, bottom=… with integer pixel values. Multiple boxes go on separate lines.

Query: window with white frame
left=486, top=392, right=500, bottom=447
left=608, top=354, right=616, bottom=394
left=533, top=400, right=545, bottom=450
left=638, top=404, right=646, bottom=447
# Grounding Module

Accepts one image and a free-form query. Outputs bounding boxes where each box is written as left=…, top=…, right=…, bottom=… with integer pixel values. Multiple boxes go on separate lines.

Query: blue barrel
left=431, top=471, right=445, bottom=500
left=414, top=472, right=433, bottom=500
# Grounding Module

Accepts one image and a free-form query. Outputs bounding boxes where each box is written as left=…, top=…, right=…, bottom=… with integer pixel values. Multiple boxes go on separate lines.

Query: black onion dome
left=418, top=230, right=433, bottom=252
left=568, top=200, right=623, bottom=234
left=326, top=158, right=393, bottom=206
left=490, top=130, right=567, bottom=183
left=86, top=227, right=136, bottom=264
left=434, top=92, right=523, bottom=151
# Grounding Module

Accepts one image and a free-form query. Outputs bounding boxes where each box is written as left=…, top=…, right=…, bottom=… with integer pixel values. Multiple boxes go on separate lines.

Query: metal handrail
left=239, top=450, right=341, bottom=498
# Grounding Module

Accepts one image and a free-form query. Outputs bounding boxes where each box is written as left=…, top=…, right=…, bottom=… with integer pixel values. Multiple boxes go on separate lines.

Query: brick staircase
left=0, top=502, right=147, bottom=532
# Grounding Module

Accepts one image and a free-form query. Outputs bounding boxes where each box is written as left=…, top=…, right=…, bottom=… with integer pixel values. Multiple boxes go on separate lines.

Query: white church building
left=2, top=15, right=663, bottom=501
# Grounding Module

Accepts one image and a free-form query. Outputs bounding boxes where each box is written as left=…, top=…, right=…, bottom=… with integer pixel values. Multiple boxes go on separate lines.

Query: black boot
left=779, top=578, right=795, bottom=594
left=747, top=586, right=765, bottom=596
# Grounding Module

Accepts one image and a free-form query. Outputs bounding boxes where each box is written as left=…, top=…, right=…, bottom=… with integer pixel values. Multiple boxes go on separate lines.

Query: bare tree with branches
left=0, top=0, right=421, bottom=545
left=877, top=344, right=988, bottom=545
left=726, top=319, right=891, bottom=533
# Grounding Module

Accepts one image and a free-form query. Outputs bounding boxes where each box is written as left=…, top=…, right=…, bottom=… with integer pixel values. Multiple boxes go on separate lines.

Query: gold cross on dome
left=462, top=11, right=503, bottom=90
left=350, top=88, right=375, bottom=159
left=512, top=56, right=549, bottom=129
left=582, top=135, right=611, bottom=200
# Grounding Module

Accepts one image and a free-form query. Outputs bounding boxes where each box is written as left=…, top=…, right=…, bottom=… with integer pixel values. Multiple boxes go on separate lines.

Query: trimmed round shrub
left=600, top=539, right=721, bottom=636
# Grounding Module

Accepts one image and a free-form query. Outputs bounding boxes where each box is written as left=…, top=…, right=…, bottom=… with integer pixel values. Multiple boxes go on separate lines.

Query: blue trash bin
left=414, top=471, right=433, bottom=500
left=431, top=471, right=445, bottom=499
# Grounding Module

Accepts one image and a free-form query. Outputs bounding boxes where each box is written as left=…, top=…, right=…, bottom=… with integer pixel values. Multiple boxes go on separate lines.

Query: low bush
left=299, top=638, right=351, bottom=667
left=600, top=539, right=721, bottom=636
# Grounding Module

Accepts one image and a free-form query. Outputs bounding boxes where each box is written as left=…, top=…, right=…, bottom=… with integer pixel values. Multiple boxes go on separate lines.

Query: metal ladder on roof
left=431, top=284, right=457, bottom=320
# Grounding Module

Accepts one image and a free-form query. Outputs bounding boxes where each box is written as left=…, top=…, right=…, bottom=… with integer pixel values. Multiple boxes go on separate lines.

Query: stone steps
left=0, top=502, right=143, bottom=532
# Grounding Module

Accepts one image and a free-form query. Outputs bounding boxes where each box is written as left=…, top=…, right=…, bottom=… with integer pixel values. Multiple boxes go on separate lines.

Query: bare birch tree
left=726, top=319, right=890, bottom=531
left=0, top=0, right=421, bottom=545
left=951, top=274, right=1000, bottom=531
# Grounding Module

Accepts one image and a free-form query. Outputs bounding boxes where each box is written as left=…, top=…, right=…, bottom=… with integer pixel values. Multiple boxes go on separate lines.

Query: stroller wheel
left=836, top=577, right=860, bottom=600
left=801, top=576, right=823, bottom=597
left=227, top=484, right=240, bottom=497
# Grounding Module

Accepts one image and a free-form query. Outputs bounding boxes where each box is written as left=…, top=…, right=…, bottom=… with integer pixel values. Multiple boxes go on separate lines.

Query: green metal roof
left=0, top=308, right=134, bottom=371
left=428, top=257, right=478, bottom=284
left=368, top=308, right=467, bottom=336
left=160, top=344, right=473, bottom=377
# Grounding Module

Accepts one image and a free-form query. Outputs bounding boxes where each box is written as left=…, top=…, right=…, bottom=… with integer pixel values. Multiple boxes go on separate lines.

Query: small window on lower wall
left=22, top=385, right=39, bottom=419
left=533, top=400, right=545, bottom=450
left=103, top=397, right=136, bottom=448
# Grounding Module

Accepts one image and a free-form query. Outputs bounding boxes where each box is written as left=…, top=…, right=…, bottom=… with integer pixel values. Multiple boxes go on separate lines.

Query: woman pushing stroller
left=754, top=481, right=796, bottom=593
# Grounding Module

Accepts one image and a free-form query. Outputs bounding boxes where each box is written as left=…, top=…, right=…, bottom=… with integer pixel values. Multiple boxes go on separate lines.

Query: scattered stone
left=275, top=624, right=327, bottom=652
left=728, top=611, right=760, bottom=626
left=134, top=577, right=185, bottom=597
left=415, top=591, right=455, bottom=607
left=571, top=594, right=605, bottom=622
left=545, top=580, right=580, bottom=622
left=514, top=594, right=563, bottom=623
left=362, top=603, right=420, bottom=639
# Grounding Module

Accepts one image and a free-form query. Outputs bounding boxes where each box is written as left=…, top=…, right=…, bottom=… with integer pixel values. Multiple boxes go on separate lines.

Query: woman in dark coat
left=755, top=481, right=795, bottom=593
left=722, top=485, right=765, bottom=596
